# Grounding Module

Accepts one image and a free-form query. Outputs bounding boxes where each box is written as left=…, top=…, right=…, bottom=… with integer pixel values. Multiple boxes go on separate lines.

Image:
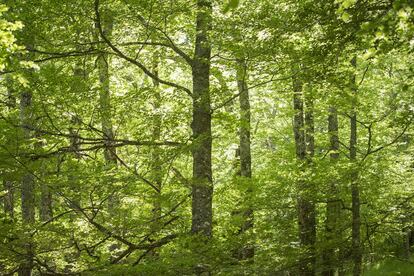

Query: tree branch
left=362, top=118, right=412, bottom=161
left=94, top=0, right=192, bottom=96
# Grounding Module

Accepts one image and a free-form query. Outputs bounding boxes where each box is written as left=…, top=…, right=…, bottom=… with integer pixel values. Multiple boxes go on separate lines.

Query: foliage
left=0, top=0, right=413, bottom=275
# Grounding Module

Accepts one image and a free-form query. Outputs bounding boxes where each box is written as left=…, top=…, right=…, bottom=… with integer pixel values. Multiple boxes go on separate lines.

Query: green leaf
left=342, top=0, right=356, bottom=9
left=223, top=0, right=240, bottom=13
left=341, top=12, right=351, bottom=22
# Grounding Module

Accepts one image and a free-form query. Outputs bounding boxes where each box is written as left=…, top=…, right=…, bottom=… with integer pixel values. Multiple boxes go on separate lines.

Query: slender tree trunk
left=39, top=183, right=52, bottom=221
left=63, top=115, right=82, bottom=273
left=3, top=180, right=14, bottom=218
left=68, top=116, right=82, bottom=209
left=68, top=56, right=85, bottom=208
left=65, top=55, right=86, bottom=273
left=304, top=89, right=314, bottom=159
left=151, top=51, right=162, bottom=228
left=19, top=90, right=35, bottom=276
left=292, top=68, right=316, bottom=276
left=38, top=139, right=52, bottom=221
left=96, top=13, right=116, bottom=163
left=403, top=227, right=411, bottom=261
left=18, top=30, right=37, bottom=275
left=3, top=78, right=16, bottom=218
left=35, top=119, right=52, bottom=221
left=95, top=12, right=121, bottom=256
left=304, top=85, right=316, bottom=275
left=191, top=0, right=213, bottom=238
left=400, top=135, right=412, bottom=261
left=350, top=56, right=362, bottom=276
left=95, top=11, right=118, bottom=212
left=63, top=46, right=89, bottom=272
left=323, top=106, right=341, bottom=276
left=235, top=58, right=254, bottom=260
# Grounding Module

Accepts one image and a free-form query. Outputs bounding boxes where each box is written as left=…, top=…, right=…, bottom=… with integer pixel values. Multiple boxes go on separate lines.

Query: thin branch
left=111, top=150, right=161, bottom=193
left=172, top=167, right=191, bottom=188
left=358, top=64, right=370, bottom=87
left=361, top=119, right=412, bottom=161
left=94, top=0, right=192, bottom=96
left=121, top=4, right=193, bottom=65
left=212, top=73, right=297, bottom=112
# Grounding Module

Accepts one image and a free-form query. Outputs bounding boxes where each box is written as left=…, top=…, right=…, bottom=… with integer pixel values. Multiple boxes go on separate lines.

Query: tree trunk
left=403, top=227, right=411, bottom=261
left=323, top=106, right=341, bottom=276
left=95, top=10, right=119, bottom=214
left=19, top=31, right=36, bottom=274
left=36, top=130, right=52, bottom=222
left=19, top=90, right=35, bottom=276
left=97, top=12, right=116, bottom=163
left=3, top=180, right=14, bottom=218
left=235, top=58, right=254, bottom=260
left=292, top=69, right=316, bottom=276
left=68, top=54, right=85, bottom=208
left=39, top=184, right=52, bottom=221
left=39, top=149, right=52, bottom=221
left=191, top=0, right=213, bottom=238
left=350, top=56, right=362, bottom=276
left=96, top=11, right=117, bottom=171
left=304, top=89, right=314, bottom=159
left=151, top=51, right=162, bottom=228
left=3, top=78, right=16, bottom=218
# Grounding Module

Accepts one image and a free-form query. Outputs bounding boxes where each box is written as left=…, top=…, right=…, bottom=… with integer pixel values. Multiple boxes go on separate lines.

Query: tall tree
left=323, top=105, right=342, bottom=276
left=292, top=66, right=316, bottom=275
left=95, top=9, right=118, bottom=212
left=19, top=90, right=35, bottom=276
left=191, top=0, right=213, bottom=238
left=38, top=137, right=52, bottom=221
left=18, top=24, right=36, bottom=276
left=150, top=50, right=162, bottom=230
left=3, top=78, right=16, bottom=219
left=235, top=58, right=254, bottom=260
left=349, top=56, right=362, bottom=276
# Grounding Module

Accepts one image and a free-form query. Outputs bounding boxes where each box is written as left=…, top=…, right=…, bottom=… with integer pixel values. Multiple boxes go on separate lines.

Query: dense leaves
left=0, top=0, right=413, bottom=275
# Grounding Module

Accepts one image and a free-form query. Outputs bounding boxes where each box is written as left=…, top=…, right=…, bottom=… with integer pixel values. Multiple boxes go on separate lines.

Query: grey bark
left=19, top=90, right=35, bottom=276
left=323, top=106, right=342, bottom=276
left=3, top=180, right=14, bottom=218
left=39, top=181, right=52, bottom=221
left=35, top=125, right=52, bottom=221
left=292, top=68, right=316, bottom=276
left=191, top=0, right=213, bottom=238
left=20, top=92, right=35, bottom=224
left=97, top=15, right=115, bottom=158
left=235, top=58, right=254, bottom=260
left=38, top=137, right=52, bottom=221
left=151, top=51, right=162, bottom=227
left=95, top=11, right=119, bottom=214
left=304, top=90, right=314, bottom=158
left=67, top=59, right=84, bottom=208
left=3, top=79, right=16, bottom=218
left=350, top=56, right=362, bottom=276
left=63, top=116, right=82, bottom=273
left=403, top=227, right=412, bottom=260
left=96, top=12, right=116, bottom=166
left=18, top=22, right=36, bottom=275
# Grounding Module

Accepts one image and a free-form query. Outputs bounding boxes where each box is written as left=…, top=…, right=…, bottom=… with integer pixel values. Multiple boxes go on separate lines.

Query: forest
left=0, top=0, right=413, bottom=275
